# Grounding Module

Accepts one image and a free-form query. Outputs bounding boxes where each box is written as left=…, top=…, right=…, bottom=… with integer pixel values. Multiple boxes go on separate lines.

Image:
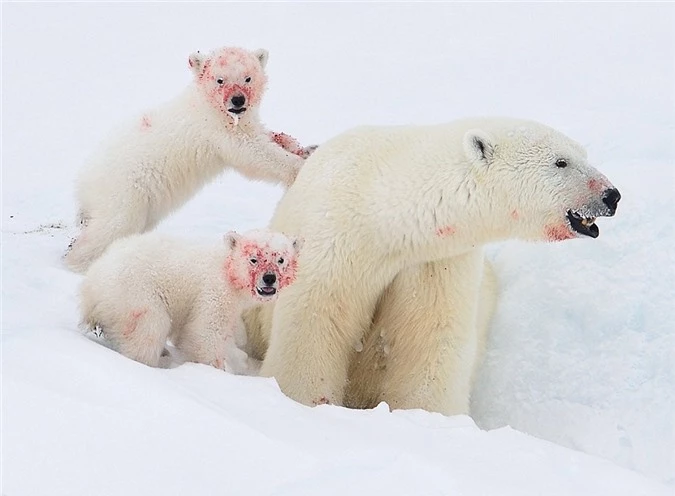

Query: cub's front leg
left=220, top=132, right=305, bottom=189
left=174, top=296, right=236, bottom=371
left=175, top=299, right=258, bottom=374
left=268, top=131, right=318, bottom=159
left=229, top=315, right=262, bottom=375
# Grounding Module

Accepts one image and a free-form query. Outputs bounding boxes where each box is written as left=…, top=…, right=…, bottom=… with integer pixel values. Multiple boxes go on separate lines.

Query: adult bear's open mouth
left=567, top=210, right=599, bottom=238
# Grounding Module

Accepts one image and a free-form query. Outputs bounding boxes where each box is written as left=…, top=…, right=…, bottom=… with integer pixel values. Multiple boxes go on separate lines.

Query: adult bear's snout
left=602, top=188, right=621, bottom=215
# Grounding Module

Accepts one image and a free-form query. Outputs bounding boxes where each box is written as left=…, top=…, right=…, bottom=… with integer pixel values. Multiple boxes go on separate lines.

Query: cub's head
left=189, top=46, right=269, bottom=122
left=223, top=229, right=302, bottom=302
left=463, top=120, right=621, bottom=242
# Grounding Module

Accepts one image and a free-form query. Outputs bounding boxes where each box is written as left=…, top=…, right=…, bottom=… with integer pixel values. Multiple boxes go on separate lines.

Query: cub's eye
left=245, top=76, right=252, bottom=83
left=216, top=78, right=224, bottom=85
left=555, top=159, right=568, bottom=168
left=249, top=258, right=257, bottom=265
left=278, top=257, right=284, bottom=264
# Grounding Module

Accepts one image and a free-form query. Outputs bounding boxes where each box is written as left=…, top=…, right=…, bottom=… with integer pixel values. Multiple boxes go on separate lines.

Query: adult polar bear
left=245, top=118, right=621, bottom=415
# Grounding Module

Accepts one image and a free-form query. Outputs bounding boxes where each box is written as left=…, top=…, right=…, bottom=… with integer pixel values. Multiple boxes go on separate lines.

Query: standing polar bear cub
left=80, top=229, right=301, bottom=374
left=245, top=118, right=621, bottom=414
left=65, top=46, right=313, bottom=273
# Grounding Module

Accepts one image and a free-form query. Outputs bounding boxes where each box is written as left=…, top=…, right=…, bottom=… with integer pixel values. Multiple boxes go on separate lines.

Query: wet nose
left=231, top=95, right=246, bottom=108
left=602, top=188, right=621, bottom=215
left=262, top=273, right=276, bottom=285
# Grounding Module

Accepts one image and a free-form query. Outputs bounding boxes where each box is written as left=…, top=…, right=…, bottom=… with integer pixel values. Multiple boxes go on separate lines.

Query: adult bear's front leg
left=260, top=261, right=390, bottom=407
left=346, top=251, right=496, bottom=416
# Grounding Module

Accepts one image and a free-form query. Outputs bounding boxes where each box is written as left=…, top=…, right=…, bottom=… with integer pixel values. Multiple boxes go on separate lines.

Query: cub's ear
left=291, top=236, right=304, bottom=253
left=463, top=129, right=495, bottom=165
left=224, top=231, right=241, bottom=249
left=253, top=48, right=269, bottom=69
left=188, top=51, right=207, bottom=76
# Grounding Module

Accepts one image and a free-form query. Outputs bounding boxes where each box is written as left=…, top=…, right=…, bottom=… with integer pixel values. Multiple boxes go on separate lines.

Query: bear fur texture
left=244, top=117, right=621, bottom=414
left=64, top=46, right=313, bottom=274
left=80, top=229, right=301, bottom=374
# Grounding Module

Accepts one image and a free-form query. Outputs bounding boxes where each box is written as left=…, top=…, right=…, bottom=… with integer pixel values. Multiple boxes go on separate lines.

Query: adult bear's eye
left=278, top=257, right=284, bottom=264
left=249, top=258, right=257, bottom=265
left=555, top=159, right=568, bottom=168
left=216, top=78, right=224, bottom=85
left=245, top=76, right=252, bottom=83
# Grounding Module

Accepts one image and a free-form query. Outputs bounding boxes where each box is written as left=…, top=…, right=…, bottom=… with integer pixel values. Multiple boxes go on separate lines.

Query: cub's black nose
left=262, top=273, right=276, bottom=285
left=602, top=188, right=621, bottom=214
left=231, top=95, right=246, bottom=108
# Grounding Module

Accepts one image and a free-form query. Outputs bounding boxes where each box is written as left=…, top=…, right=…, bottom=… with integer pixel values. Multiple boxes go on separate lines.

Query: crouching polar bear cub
left=244, top=118, right=621, bottom=414
left=80, top=229, right=301, bottom=374
left=65, top=46, right=313, bottom=274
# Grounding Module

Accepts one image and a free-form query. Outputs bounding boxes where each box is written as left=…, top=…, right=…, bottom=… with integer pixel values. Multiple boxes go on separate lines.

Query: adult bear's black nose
left=602, top=188, right=621, bottom=215
left=262, top=273, right=276, bottom=285
left=231, top=95, right=246, bottom=108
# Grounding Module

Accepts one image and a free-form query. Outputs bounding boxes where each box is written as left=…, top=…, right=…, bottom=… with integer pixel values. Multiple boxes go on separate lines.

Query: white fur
left=64, top=46, right=306, bottom=273
left=80, top=229, right=300, bottom=373
left=244, top=117, right=619, bottom=413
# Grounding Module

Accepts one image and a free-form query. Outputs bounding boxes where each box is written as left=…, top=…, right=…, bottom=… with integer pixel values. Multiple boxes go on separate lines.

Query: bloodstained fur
left=223, top=238, right=298, bottom=299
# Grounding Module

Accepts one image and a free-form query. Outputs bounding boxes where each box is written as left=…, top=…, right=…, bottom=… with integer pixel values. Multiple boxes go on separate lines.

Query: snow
left=2, top=2, right=674, bottom=495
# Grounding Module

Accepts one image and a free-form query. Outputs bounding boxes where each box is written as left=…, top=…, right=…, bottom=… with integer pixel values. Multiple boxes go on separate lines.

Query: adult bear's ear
left=224, top=231, right=241, bottom=249
left=253, top=48, right=269, bottom=69
left=463, top=129, right=495, bottom=166
left=188, top=50, right=207, bottom=76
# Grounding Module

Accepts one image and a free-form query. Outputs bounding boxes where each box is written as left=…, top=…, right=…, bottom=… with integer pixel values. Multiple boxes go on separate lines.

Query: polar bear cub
left=80, top=229, right=301, bottom=373
left=64, top=46, right=313, bottom=273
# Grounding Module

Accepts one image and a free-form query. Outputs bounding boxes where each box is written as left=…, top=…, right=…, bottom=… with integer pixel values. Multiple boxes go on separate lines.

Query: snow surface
left=2, top=3, right=674, bottom=495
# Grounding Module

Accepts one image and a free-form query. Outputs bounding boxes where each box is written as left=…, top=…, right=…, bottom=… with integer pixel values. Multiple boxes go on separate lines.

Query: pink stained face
left=544, top=223, right=576, bottom=242
left=543, top=169, right=617, bottom=242
left=223, top=235, right=299, bottom=302
left=588, top=178, right=604, bottom=194
left=194, top=47, right=267, bottom=115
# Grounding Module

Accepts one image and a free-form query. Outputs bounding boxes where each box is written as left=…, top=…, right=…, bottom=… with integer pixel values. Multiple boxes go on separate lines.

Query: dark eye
left=216, top=78, right=224, bottom=85
left=555, top=159, right=568, bottom=168
left=245, top=76, right=252, bottom=83
left=278, top=257, right=284, bottom=264
left=249, top=258, right=257, bottom=265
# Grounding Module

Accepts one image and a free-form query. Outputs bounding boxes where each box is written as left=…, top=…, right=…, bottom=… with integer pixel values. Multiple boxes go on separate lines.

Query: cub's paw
left=300, top=144, right=319, bottom=159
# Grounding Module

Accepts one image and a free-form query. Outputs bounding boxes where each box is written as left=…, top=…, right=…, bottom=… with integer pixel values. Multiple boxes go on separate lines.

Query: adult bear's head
left=462, top=120, right=620, bottom=242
